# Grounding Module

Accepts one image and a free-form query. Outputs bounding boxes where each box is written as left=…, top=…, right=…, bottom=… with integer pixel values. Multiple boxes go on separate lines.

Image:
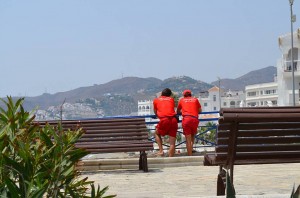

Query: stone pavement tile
left=233, top=163, right=300, bottom=195
left=81, top=163, right=300, bottom=198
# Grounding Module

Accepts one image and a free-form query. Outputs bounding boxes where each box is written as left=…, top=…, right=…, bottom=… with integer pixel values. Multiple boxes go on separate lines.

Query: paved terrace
left=79, top=152, right=300, bottom=198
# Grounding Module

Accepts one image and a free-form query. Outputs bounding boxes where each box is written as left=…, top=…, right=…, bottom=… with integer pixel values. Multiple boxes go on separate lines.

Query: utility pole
left=217, top=77, right=221, bottom=110
left=289, top=0, right=296, bottom=106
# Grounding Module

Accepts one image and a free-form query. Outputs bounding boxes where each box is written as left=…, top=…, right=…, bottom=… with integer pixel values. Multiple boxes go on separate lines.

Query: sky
left=0, top=0, right=299, bottom=97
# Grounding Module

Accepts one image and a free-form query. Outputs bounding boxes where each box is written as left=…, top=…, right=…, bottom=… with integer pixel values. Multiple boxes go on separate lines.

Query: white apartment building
left=199, top=86, right=245, bottom=112
left=245, top=27, right=300, bottom=107
left=138, top=100, right=153, bottom=116
left=137, top=100, right=155, bottom=125
left=277, top=28, right=300, bottom=106
left=245, top=81, right=278, bottom=107
left=199, top=86, right=221, bottom=112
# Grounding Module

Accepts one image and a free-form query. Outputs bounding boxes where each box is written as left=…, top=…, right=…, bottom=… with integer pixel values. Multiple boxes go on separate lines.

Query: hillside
left=211, top=66, right=277, bottom=90
left=20, top=76, right=212, bottom=118
left=4, top=66, right=277, bottom=118
left=23, top=77, right=163, bottom=110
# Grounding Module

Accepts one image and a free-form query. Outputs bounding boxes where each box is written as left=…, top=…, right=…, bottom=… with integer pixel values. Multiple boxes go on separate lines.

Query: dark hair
left=184, top=92, right=192, bottom=97
left=161, top=88, right=172, bottom=97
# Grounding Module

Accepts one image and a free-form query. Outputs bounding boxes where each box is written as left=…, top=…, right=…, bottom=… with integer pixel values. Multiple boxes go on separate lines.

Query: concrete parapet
left=78, top=155, right=204, bottom=171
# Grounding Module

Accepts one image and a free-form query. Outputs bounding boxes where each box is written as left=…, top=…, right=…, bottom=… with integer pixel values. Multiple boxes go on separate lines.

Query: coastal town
left=34, top=28, right=300, bottom=121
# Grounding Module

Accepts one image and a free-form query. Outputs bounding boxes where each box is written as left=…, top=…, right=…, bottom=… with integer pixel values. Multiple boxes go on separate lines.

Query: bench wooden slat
left=221, top=112, right=300, bottom=123
left=237, top=130, right=300, bottom=137
left=80, top=123, right=147, bottom=128
left=220, top=106, right=300, bottom=114
left=79, top=127, right=147, bottom=134
left=217, top=136, right=300, bottom=145
left=205, top=153, right=300, bottom=166
left=206, top=151, right=300, bottom=164
left=215, top=150, right=300, bottom=157
left=216, top=144, right=300, bottom=152
left=42, top=118, right=145, bottom=123
left=75, top=142, right=153, bottom=148
left=75, top=143, right=153, bottom=149
left=81, top=131, right=148, bottom=137
left=77, top=136, right=149, bottom=142
left=38, top=124, right=144, bottom=129
left=76, top=141, right=153, bottom=146
left=218, top=129, right=300, bottom=138
left=84, top=147, right=154, bottom=153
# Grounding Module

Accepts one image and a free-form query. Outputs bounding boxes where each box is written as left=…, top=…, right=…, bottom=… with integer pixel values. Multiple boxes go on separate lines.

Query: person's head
left=183, top=89, right=192, bottom=97
left=161, top=88, right=172, bottom=97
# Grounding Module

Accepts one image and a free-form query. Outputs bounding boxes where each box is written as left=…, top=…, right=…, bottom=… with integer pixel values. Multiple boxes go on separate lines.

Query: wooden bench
left=204, top=107, right=300, bottom=195
left=36, top=118, right=153, bottom=172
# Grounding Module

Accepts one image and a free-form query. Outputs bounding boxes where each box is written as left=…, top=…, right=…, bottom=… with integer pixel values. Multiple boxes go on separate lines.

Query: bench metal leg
left=217, top=166, right=226, bottom=196
left=139, top=151, right=143, bottom=170
left=139, top=151, right=149, bottom=172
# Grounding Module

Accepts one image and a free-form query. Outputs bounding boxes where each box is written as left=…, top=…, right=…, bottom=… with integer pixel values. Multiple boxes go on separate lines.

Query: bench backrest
left=35, top=118, right=153, bottom=153
left=215, top=107, right=300, bottom=166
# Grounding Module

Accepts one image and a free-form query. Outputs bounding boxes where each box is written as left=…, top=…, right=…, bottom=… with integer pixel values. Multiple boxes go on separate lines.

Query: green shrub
left=291, top=183, right=300, bottom=198
left=0, top=96, right=116, bottom=198
left=226, top=172, right=236, bottom=198
left=198, top=122, right=216, bottom=144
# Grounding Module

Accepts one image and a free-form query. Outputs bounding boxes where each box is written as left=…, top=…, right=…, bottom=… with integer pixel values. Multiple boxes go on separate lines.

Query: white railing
left=283, top=60, right=300, bottom=71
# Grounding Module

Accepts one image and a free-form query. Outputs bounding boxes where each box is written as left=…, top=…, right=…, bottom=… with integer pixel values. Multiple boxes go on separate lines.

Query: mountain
left=5, top=66, right=276, bottom=118
left=160, top=76, right=212, bottom=94
left=211, top=66, right=277, bottom=91
left=23, top=77, right=162, bottom=110
left=19, top=76, right=212, bottom=118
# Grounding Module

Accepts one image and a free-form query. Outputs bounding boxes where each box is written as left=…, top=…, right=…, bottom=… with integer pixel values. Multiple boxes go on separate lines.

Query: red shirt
left=153, top=96, right=176, bottom=118
left=177, top=97, right=201, bottom=117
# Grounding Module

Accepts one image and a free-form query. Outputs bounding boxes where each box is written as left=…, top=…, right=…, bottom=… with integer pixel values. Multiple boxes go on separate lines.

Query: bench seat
left=204, top=107, right=300, bottom=195
left=36, top=117, right=154, bottom=172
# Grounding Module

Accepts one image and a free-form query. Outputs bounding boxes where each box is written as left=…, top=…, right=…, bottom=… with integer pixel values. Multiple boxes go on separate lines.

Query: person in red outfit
left=153, top=88, right=178, bottom=157
left=177, top=90, right=202, bottom=156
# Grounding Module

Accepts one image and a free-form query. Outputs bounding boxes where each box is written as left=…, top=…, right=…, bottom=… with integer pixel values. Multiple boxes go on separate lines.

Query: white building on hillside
left=138, top=100, right=153, bottom=116
left=137, top=100, right=155, bottom=126
left=199, top=86, right=245, bottom=112
left=277, top=28, right=300, bottom=106
left=199, top=86, right=221, bottom=112
left=245, top=81, right=278, bottom=107
left=244, top=27, right=300, bottom=107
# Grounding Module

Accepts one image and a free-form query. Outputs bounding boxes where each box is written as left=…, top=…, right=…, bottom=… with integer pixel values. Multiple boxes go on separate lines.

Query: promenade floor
left=80, top=153, right=300, bottom=198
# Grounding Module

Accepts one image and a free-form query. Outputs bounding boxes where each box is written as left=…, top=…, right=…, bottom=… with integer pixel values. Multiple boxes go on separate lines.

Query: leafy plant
left=0, top=96, right=116, bottom=198
left=171, top=92, right=179, bottom=107
left=197, top=122, right=216, bottom=145
left=291, top=183, right=300, bottom=198
left=226, top=172, right=236, bottom=198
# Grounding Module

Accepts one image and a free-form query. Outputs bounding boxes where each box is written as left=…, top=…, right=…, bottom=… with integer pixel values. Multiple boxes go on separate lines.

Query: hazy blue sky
left=0, top=0, right=299, bottom=97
